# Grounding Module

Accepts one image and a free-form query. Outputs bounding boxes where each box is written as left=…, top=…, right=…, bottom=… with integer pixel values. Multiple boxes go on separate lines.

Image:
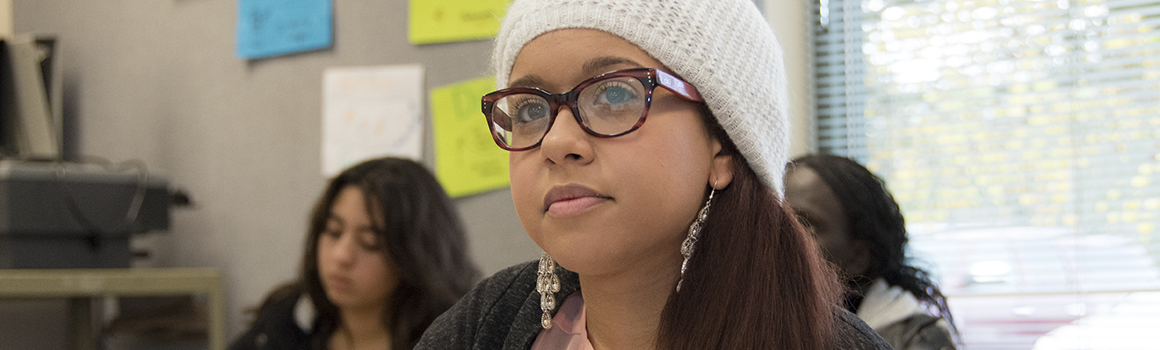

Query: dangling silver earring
left=677, top=186, right=716, bottom=292
left=536, top=251, right=561, bottom=329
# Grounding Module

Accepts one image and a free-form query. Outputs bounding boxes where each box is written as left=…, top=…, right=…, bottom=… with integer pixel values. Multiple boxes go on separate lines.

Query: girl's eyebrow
left=509, top=74, right=551, bottom=89
left=580, top=56, right=643, bottom=76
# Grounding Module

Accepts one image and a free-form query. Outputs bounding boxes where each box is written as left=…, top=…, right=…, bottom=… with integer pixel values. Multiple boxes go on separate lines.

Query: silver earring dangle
left=677, top=186, right=716, bottom=292
left=536, top=251, right=561, bottom=329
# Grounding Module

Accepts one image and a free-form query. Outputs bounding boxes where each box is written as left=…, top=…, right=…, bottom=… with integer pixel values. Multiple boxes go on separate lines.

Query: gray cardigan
left=416, top=261, right=893, bottom=349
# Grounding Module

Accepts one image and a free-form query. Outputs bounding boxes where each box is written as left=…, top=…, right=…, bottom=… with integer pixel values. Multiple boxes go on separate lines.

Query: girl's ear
left=708, top=140, right=734, bottom=189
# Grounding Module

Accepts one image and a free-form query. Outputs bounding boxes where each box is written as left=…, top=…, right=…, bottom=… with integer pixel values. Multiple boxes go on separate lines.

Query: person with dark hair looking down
left=229, top=157, right=480, bottom=350
left=787, top=154, right=958, bottom=350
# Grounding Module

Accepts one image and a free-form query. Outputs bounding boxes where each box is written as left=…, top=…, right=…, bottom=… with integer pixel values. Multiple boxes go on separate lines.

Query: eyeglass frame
left=481, top=67, right=704, bottom=151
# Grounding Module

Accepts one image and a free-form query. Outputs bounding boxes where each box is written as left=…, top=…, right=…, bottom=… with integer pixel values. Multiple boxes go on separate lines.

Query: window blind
left=813, top=0, right=1160, bottom=347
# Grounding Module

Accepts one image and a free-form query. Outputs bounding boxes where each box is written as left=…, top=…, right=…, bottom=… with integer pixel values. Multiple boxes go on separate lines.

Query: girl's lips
left=543, top=184, right=612, bottom=216
left=547, top=196, right=610, bottom=216
left=325, top=275, right=352, bottom=291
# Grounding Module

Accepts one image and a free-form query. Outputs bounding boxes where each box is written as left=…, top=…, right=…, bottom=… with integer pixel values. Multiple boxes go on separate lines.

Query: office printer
left=0, top=160, right=170, bottom=268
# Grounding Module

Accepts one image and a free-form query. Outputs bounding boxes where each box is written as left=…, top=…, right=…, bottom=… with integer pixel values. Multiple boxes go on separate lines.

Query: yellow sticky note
left=431, top=76, right=510, bottom=197
left=409, top=0, right=510, bottom=45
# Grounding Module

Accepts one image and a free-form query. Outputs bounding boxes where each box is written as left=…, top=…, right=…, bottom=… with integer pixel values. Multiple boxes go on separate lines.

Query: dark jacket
left=228, top=285, right=312, bottom=350
left=416, top=261, right=893, bottom=349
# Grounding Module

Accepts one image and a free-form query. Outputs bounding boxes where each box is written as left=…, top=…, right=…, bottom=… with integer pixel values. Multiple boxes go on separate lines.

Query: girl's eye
left=592, top=81, right=640, bottom=106
left=323, top=225, right=342, bottom=238
left=358, top=233, right=384, bottom=251
left=596, top=85, right=637, bottom=105
left=512, top=98, right=551, bottom=123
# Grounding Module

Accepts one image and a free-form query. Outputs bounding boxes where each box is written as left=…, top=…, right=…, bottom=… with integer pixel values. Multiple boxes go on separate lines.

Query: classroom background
left=2, top=0, right=1158, bottom=349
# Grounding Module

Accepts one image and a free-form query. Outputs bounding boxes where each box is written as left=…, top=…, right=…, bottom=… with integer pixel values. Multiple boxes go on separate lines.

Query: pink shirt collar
left=530, top=292, right=594, bottom=350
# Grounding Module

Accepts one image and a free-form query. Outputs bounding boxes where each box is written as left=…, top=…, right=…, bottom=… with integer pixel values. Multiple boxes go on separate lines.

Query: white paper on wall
left=321, top=65, right=424, bottom=177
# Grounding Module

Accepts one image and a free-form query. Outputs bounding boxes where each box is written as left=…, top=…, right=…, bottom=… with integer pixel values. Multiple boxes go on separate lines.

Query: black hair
left=791, top=154, right=956, bottom=332
left=299, top=157, right=480, bottom=349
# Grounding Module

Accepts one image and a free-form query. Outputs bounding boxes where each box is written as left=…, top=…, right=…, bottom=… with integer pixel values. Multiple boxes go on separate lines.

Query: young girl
left=230, top=157, right=480, bottom=350
left=418, top=0, right=893, bottom=348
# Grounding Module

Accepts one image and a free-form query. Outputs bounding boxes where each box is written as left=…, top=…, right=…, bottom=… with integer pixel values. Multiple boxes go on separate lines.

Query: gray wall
left=13, top=0, right=537, bottom=342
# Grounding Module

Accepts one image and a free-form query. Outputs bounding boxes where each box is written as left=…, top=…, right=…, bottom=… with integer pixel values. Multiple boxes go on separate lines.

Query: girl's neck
left=578, top=251, right=682, bottom=350
left=332, top=306, right=391, bottom=350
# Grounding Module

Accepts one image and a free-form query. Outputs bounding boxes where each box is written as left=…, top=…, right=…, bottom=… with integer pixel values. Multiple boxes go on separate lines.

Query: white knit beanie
left=492, top=0, right=791, bottom=199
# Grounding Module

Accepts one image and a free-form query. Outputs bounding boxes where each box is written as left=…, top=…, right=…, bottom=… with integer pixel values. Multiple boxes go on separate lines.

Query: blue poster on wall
left=236, top=0, right=333, bottom=59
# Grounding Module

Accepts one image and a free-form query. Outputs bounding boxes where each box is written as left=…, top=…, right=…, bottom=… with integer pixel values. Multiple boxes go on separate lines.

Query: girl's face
left=507, top=29, right=733, bottom=276
left=784, top=166, right=870, bottom=277
left=317, top=186, right=399, bottom=311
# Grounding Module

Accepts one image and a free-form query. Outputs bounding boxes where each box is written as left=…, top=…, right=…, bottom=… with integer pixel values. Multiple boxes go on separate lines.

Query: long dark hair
left=791, top=154, right=955, bottom=331
left=656, top=113, right=842, bottom=349
left=298, top=157, right=480, bottom=349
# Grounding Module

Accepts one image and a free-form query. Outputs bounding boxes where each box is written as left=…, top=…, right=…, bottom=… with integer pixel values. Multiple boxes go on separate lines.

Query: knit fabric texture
left=492, top=0, right=791, bottom=198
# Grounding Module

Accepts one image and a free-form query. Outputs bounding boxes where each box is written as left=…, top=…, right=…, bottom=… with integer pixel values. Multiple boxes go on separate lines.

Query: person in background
left=416, top=0, right=893, bottom=349
left=786, top=154, right=958, bottom=350
left=229, top=157, right=480, bottom=350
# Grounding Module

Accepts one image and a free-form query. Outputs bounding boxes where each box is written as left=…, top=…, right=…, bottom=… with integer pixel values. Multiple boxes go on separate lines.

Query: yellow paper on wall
left=431, top=76, right=509, bottom=197
left=409, top=0, right=509, bottom=45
